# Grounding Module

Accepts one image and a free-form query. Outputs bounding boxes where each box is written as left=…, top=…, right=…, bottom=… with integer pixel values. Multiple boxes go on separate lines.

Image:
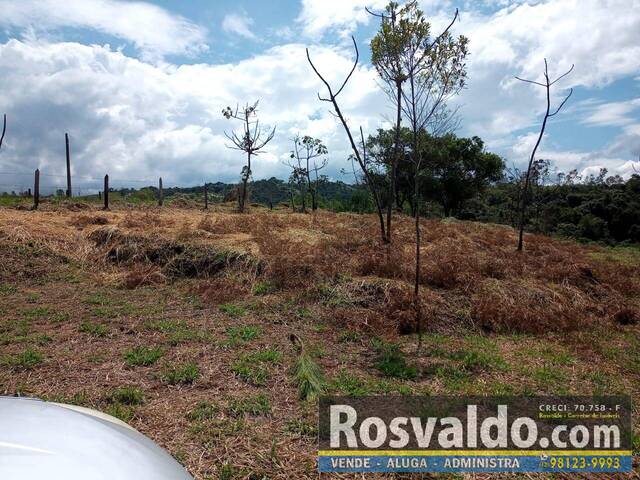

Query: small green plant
left=374, top=342, right=418, bottom=380
left=219, top=304, right=246, bottom=317
left=0, top=284, right=17, bottom=295
left=186, top=402, right=219, bottom=421
left=253, top=280, right=274, bottom=296
left=124, top=346, right=164, bottom=367
left=219, top=463, right=238, bottom=480
left=245, top=348, right=282, bottom=363
left=285, top=419, right=318, bottom=437
left=163, top=362, right=200, bottom=385
left=292, top=350, right=325, bottom=401
left=80, top=321, right=109, bottom=337
left=84, top=293, right=113, bottom=305
left=228, top=394, right=271, bottom=417
left=22, top=307, right=50, bottom=319
left=110, top=386, right=145, bottom=405
left=226, top=325, right=260, bottom=343
left=231, top=361, right=268, bottom=386
left=338, top=330, right=361, bottom=343
left=330, top=369, right=370, bottom=396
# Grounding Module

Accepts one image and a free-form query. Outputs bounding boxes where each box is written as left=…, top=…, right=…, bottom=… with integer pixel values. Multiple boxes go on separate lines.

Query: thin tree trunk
left=387, top=79, right=403, bottom=244
left=517, top=84, right=550, bottom=251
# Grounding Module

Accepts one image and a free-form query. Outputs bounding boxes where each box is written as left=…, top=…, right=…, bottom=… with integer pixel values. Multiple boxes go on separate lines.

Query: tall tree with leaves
left=223, top=101, right=276, bottom=213
left=287, top=135, right=328, bottom=212
left=514, top=59, right=573, bottom=251
left=369, top=1, right=408, bottom=243
left=399, top=5, right=468, bottom=349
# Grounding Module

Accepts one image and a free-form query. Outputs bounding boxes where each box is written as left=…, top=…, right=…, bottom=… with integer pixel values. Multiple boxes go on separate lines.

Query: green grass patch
left=22, top=307, right=51, bottom=319
left=231, top=348, right=281, bottom=386
left=0, top=284, right=17, bottom=295
left=104, top=403, right=135, bottom=423
left=163, top=362, right=200, bottom=385
left=330, top=369, right=370, bottom=396
left=219, top=304, right=246, bottom=317
left=338, top=330, right=361, bottom=343
left=226, top=325, right=260, bottom=343
left=109, top=386, right=145, bottom=405
left=374, top=342, right=418, bottom=380
left=228, top=394, right=271, bottom=417
left=253, top=280, right=275, bottom=296
left=80, top=321, right=110, bottom=337
left=186, top=402, right=219, bottom=421
left=2, top=348, right=44, bottom=370
left=124, top=346, right=164, bottom=367
left=285, top=419, right=318, bottom=437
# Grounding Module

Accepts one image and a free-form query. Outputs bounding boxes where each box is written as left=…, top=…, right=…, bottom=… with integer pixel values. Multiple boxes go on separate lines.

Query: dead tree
left=515, top=59, right=573, bottom=251
left=223, top=101, right=276, bottom=213
left=0, top=114, right=6, bottom=151
left=306, top=37, right=388, bottom=243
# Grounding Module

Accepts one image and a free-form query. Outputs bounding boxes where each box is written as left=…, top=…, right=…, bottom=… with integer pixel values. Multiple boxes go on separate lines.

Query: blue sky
left=0, top=0, right=639, bottom=193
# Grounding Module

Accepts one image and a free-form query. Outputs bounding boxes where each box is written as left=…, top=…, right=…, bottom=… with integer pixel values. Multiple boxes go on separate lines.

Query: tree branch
left=0, top=114, right=6, bottom=151
left=548, top=88, right=573, bottom=117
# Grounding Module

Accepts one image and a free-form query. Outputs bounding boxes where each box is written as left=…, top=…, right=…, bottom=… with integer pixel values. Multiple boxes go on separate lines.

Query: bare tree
left=515, top=59, right=573, bottom=251
left=306, top=37, right=388, bottom=243
left=223, top=101, right=276, bottom=213
left=0, top=114, right=6, bottom=151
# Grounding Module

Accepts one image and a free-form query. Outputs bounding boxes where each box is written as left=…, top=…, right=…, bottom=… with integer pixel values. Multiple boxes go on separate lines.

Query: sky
left=0, top=0, right=639, bottom=194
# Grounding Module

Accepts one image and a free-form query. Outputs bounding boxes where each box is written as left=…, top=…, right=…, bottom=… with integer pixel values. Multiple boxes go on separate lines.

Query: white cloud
left=222, top=13, right=257, bottom=40
left=0, top=39, right=383, bottom=193
left=0, top=0, right=207, bottom=60
left=297, top=0, right=387, bottom=38
left=582, top=99, right=640, bottom=127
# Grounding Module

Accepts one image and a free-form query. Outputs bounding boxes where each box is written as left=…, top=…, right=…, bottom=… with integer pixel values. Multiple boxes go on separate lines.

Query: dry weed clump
left=89, top=226, right=260, bottom=279
left=69, top=214, right=110, bottom=228
left=121, top=265, right=166, bottom=289
left=471, top=279, right=599, bottom=333
left=195, top=277, right=249, bottom=304
left=118, top=212, right=170, bottom=229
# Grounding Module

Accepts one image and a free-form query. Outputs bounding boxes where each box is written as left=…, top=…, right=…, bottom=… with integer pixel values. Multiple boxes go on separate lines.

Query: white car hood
left=0, top=397, right=192, bottom=479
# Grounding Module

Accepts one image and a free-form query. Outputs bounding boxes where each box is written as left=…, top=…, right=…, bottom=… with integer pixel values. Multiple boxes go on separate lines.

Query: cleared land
left=0, top=202, right=639, bottom=479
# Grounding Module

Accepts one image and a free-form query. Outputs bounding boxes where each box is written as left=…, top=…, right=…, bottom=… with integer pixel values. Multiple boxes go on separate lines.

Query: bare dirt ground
left=1, top=202, right=638, bottom=479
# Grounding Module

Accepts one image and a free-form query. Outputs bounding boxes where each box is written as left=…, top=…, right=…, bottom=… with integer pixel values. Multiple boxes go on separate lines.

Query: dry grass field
left=1, top=202, right=639, bottom=479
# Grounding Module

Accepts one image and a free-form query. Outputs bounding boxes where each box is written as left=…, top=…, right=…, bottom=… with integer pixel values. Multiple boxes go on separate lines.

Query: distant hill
left=163, top=177, right=361, bottom=206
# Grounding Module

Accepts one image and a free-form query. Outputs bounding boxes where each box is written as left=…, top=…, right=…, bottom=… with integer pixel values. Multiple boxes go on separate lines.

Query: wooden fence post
left=33, top=169, right=39, bottom=210
left=158, top=177, right=163, bottom=206
left=65, top=133, right=72, bottom=197
left=204, top=183, right=208, bottom=209
left=103, top=175, right=109, bottom=210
